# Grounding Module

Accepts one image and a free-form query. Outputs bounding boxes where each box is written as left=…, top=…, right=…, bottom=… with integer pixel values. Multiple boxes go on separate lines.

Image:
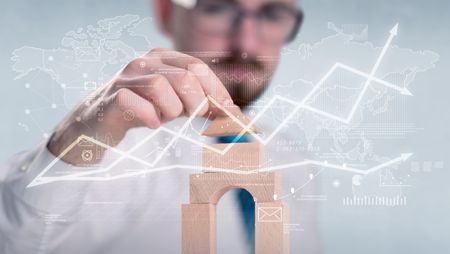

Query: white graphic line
left=346, top=23, right=399, bottom=123
left=27, top=24, right=410, bottom=188
left=29, top=153, right=412, bottom=186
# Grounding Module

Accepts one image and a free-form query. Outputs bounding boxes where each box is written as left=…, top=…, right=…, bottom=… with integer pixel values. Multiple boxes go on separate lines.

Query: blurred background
left=1, top=0, right=449, bottom=253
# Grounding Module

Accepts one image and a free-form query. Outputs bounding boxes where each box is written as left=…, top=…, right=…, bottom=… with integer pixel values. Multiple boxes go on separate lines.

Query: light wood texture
left=183, top=111, right=290, bottom=253
left=189, top=172, right=281, bottom=204
left=182, top=203, right=216, bottom=254
left=202, top=108, right=260, bottom=137
left=255, top=201, right=290, bottom=254
left=203, top=142, right=265, bottom=172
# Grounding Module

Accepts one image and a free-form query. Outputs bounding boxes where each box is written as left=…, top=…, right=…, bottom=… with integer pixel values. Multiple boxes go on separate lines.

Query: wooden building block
left=189, top=172, right=282, bottom=204
left=202, top=107, right=260, bottom=137
left=203, top=142, right=265, bottom=172
left=182, top=203, right=216, bottom=254
left=183, top=101, right=291, bottom=253
left=255, top=201, right=290, bottom=254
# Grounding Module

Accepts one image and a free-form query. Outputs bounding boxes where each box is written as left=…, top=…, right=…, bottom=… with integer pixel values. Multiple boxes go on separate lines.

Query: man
left=1, top=0, right=319, bottom=253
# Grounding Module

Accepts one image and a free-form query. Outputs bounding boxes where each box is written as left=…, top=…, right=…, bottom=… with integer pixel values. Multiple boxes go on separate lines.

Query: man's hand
left=48, top=48, right=235, bottom=165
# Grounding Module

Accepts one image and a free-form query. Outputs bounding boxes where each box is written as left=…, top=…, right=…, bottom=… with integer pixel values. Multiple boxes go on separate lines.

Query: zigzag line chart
left=28, top=24, right=413, bottom=188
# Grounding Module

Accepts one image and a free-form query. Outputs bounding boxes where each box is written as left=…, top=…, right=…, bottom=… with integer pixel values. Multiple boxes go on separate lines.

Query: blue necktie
left=217, top=135, right=255, bottom=252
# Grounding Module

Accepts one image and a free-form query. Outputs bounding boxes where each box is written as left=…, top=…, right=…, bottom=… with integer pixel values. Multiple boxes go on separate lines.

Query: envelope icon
left=257, top=207, right=282, bottom=222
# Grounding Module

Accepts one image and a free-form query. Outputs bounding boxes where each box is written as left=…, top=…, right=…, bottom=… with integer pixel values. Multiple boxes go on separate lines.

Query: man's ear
left=153, top=0, right=173, bottom=37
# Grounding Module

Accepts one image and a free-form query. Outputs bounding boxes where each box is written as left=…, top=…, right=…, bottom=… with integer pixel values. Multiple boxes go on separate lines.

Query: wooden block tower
left=182, top=108, right=290, bottom=254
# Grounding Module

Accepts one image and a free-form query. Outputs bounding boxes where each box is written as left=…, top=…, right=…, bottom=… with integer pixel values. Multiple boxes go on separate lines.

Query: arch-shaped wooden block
left=189, top=172, right=282, bottom=204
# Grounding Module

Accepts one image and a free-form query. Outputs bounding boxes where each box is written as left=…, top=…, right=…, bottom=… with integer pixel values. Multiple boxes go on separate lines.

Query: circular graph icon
left=81, top=149, right=94, bottom=162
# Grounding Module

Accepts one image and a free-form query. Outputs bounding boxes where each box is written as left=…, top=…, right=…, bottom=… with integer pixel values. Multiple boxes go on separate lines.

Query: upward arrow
left=372, top=23, right=399, bottom=75
left=390, top=23, right=399, bottom=36
left=388, top=24, right=413, bottom=96
left=346, top=23, right=401, bottom=121
left=401, top=153, right=413, bottom=161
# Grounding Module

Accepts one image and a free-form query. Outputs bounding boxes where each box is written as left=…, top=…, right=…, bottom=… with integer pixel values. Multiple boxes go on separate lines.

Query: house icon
left=182, top=104, right=290, bottom=254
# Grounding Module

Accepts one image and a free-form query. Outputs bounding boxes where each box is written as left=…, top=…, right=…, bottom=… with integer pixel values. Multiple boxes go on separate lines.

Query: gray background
left=1, top=0, right=449, bottom=253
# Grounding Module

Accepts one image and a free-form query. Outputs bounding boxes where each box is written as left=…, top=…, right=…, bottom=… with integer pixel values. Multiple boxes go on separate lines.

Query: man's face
left=166, top=0, right=299, bottom=108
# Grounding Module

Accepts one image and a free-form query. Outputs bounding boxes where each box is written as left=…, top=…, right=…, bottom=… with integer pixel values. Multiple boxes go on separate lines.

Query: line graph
left=27, top=24, right=412, bottom=188
left=32, top=153, right=412, bottom=183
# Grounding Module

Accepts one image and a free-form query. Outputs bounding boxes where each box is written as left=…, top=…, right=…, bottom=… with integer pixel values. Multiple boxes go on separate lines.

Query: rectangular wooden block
left=203, top=142, right=265, bottom=172
left=190, top=172, right=281, bottom=204
left=255, top=201, right=290, bottom=254
left=182, top=203, right=216, bottom=254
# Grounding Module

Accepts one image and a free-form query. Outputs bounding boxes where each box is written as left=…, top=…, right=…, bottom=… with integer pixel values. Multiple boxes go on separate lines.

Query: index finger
left=147, top=49, right=234, bottom=115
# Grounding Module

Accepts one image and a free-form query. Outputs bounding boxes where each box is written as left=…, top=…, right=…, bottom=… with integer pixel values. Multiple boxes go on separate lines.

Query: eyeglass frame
left=176, top=0, right=305, bottom=44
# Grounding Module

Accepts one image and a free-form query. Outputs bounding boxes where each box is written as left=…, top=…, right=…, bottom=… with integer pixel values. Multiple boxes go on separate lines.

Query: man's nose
left=231, top=16, right=259, bottom=54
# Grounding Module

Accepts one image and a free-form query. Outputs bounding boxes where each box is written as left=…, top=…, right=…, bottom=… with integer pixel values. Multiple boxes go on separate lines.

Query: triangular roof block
left=202, top=107, right=261, bottom=137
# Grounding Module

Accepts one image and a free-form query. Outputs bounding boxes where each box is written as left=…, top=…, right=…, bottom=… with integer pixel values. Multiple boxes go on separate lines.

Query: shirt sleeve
left=1, top=140, right=90, bottom=212
left=0, top=140, right=90, bottom=253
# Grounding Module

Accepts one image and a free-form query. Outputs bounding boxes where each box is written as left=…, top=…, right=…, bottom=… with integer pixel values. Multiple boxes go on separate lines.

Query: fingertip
left=146, top=117, right=161, bottom=129
left=222, top=98, right=234, bottom=107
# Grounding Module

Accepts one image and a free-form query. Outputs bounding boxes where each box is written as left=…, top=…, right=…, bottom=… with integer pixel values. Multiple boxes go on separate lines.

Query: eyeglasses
left=187, top=0, right=304, bottom=45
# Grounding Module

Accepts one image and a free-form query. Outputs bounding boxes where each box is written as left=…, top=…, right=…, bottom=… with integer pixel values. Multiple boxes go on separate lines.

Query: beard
left=207, top=51, right=275, bottom=108
left=224, top=76, right=269, bottom=108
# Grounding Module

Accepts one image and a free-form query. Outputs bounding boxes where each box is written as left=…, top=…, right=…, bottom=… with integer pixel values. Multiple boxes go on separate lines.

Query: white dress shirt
left=0, top=111, right=320, bottom=254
